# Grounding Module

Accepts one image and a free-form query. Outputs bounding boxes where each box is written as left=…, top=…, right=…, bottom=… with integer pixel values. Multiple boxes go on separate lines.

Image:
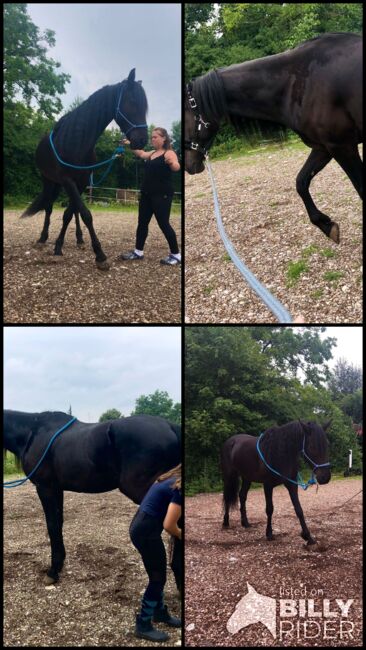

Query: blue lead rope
left=3, top=417, right=77, bottom=488
left=49, top=131, right=124, bottom=170
left=205, top=156, right=293, bottom=323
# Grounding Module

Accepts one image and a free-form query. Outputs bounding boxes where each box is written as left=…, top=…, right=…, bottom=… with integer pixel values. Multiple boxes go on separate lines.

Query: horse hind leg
left=54, top=204, right=75, bottom=256
left=222, top=470, right=240, bottom=529
left=239, top=479, right=251, bottom=527
left=37, top=204, right=53, bottom=244
left=74, top=213, right=85, bottom=247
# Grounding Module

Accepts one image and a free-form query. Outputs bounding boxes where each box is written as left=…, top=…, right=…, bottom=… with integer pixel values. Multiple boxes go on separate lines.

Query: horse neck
left=55, top=84, right=118, bottom=157
left=4, top=412, right=38, bottom=458
left=220, top=55, right=291, bottom=126
left=263, top=423, right=304, bottom=470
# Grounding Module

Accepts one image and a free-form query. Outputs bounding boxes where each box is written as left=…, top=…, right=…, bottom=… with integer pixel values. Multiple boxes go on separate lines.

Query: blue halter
left=256, top=432, right=330, bottom=490
left=115, top=82, right=147, bottom=135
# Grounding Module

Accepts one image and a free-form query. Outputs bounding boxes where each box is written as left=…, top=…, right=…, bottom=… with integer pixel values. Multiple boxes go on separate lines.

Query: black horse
left=185, top=33, right=362, bottom=243
left=21, top=68, right=148, bottom=270
left=220, top=420, right=331, bottom=544
left=4, top=409, right=181, bottom=584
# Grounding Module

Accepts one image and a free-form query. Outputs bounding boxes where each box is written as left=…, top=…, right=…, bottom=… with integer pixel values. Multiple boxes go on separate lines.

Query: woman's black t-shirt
left=140, top=153, right=173, bottom=196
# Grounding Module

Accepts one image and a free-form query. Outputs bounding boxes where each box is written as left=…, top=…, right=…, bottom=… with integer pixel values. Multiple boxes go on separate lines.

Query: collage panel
left=4, top=3, right=182, bottom=326
left=184, top=4, right=362, bottom=325
left=4, top=325, right=182, bottom=646
left=184, top=325, right=363, bottom=647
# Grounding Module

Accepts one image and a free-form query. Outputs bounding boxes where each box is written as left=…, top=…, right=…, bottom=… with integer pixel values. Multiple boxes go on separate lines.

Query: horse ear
left=127, top=69, right=136, bottom=84
left=323, top=419, right=332, bottom=432
left=298, top=419, right=311, bottom=434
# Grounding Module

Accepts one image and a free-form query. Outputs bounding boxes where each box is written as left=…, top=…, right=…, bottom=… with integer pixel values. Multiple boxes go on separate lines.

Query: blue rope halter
left=256, top=431, right=330, bottom=490
left=115, top=83, right=147, bottom=135
left=3, top=417, right=76, bottom=488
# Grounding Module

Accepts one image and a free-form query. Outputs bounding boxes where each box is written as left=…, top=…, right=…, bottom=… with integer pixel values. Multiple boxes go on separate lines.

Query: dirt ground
left=4, top=483, right=181, bottom=647
left=185, top=145, right=362, bottom=323
left=185, top=479, right=362, bottom=647
left=3, top=210, right=181, bottom=324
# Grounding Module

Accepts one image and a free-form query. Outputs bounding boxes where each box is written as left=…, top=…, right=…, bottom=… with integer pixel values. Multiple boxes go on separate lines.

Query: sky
left=318, top=326, right=362, bottom=369
left=26, top=3, right=181, bottom=131
left=4, top=327, right=181, bottom=421
left=4, top=327, right=361, bottom=423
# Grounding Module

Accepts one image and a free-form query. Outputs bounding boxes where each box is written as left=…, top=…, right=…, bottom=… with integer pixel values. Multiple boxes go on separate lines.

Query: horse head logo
left=227, top=582, right=276, bottom=638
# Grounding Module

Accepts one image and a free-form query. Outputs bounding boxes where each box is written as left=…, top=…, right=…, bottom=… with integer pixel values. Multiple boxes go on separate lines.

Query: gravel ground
left=185, top=145, right=362, bottom=323
left=4, top=209, right=181, bottom=324
left=185, top=479, right=362, bottom=646
left=4, top=483, right=181, bottom=647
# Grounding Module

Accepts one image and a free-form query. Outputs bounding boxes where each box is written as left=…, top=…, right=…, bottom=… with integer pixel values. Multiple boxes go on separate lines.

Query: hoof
left=266, top=535, right=274, bottom=541
left=33, top=241, right=47, bottom=248
left=96, top=260, right=110, bottom=271
left=44, top=574, right=57, bottom=585
left=76, top=242, right=85, bottom=249
left=329, top=222, right=340, bottom=243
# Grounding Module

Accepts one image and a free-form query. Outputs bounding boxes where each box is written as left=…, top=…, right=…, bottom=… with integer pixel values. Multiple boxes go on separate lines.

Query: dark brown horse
left=185, top=33, right=362, bottom=243
left=220, top=420, right=331, bottom=544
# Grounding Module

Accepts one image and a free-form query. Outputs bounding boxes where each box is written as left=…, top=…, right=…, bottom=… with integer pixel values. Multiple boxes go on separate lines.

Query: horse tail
left=20, top=182, right=61, bottom=218
left=221, top=439, right=240, bottom=512
left=169, top=422, right=181, bottom=445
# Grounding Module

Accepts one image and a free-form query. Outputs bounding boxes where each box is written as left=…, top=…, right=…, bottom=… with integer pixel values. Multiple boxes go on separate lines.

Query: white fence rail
left=86, top=186, right=181, bottom=206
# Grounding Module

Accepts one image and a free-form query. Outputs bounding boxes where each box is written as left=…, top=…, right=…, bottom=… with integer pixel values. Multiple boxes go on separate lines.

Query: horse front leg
left=63, top=178, right=109, bottom=270
left=263, top=483, right=274, bottom=540
left=36, top=486, right=65, bottom=583
left=295, top=148, right=339, bottom=242
left=285, top=483, right=316, bottom=544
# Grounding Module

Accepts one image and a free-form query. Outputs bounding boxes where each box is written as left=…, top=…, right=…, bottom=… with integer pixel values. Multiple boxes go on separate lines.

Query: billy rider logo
left=226, top=583, right=355, bottom=642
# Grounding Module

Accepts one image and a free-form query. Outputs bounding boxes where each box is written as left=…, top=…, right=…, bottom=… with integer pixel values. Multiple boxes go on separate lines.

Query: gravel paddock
left=185, top=479, right=362, bottom=647
left=4, top=209, right=181, bottom=324
left=185, top=145, right=362, bottom=323
left=4, top=483, right=181, bottom=647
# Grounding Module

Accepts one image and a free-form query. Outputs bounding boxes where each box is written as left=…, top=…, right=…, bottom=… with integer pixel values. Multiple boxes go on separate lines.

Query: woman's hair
left=153, top=127, right=172, bottom=150
left=157, top=463, right=181, bottom=490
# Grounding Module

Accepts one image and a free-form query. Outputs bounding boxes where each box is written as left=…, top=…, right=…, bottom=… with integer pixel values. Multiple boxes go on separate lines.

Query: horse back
left=222, top=433, right=268, bottom=482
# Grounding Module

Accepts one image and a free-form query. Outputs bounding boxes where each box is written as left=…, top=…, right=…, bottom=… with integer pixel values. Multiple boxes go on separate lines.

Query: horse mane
left=260, top=420, right=328, bottom=474
left=192, top=70, right=230, bottom=126
left=192, top=68, right=288, bottom=142
left=260, top=421, right=304, bottom=473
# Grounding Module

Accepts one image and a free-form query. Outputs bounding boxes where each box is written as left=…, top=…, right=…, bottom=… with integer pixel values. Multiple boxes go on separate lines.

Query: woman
left=120, top=128, right=181, bottom=265
left=129, top=464, right=182, bottom=642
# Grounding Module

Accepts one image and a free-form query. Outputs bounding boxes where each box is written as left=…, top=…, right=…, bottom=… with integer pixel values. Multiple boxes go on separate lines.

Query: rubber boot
left=153, top=605, right=181, bottom=627
left=135, top=615, right=170, bottom=642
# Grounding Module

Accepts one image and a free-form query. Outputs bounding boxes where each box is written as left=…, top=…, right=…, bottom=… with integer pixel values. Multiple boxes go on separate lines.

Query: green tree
left=99, top=409, right=123, bottom=422
left=132, top=390, right=181, bottom=423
